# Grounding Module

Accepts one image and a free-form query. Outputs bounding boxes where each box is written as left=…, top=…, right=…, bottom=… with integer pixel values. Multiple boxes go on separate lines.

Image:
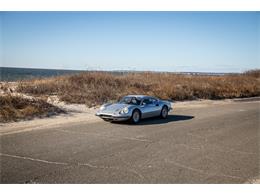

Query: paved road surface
left=1, top=100, right=259, bottom=183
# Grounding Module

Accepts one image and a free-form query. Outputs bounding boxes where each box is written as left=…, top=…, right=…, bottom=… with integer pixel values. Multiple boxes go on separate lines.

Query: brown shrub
left=0, top=95, right=65, bottom=122
left=17, top=70, right=260, bottom=106
left=243, top=69, right=260, bottom=78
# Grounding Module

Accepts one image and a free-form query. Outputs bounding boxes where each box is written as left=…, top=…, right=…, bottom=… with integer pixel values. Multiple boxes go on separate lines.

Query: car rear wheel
left=131, top=109, right=141, bottom=124
left=160, top=106, right=168, bottom=119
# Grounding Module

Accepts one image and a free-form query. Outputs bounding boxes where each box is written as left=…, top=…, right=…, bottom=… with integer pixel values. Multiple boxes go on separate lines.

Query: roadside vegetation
left=0, top=94, right=65, bottom=123
left=17, top=69, right=260, bottom=107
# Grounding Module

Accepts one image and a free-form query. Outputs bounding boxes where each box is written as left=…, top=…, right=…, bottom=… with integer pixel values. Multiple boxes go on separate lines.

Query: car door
left=140, top=98, right=159, bottom=118
left=150, top=98, right=161, bottom=116
left=140, top=98, right=152, bottom=118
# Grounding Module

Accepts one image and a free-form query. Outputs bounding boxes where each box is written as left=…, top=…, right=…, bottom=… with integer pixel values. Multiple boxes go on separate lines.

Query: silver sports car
left=95, top=95, right=173, bottom=123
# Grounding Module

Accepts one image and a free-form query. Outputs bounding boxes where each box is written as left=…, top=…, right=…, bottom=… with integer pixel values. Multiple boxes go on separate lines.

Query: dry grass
left=243, top=69, right=260, bottom=78
left=17, top=70, right=260, bottom=107
left=0, top=94, right=65, bottom=123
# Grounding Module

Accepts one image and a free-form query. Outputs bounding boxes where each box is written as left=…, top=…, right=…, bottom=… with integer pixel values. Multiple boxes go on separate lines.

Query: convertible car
left=95, top=95, right=172, bottom=123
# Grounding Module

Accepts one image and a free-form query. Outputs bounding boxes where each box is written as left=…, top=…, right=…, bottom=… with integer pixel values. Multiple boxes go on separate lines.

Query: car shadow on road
left=113, top=114, right=194, bottom=125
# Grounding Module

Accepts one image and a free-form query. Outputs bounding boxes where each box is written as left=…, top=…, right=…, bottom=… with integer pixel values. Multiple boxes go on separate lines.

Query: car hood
left=102, top=103, right=129, bottom=113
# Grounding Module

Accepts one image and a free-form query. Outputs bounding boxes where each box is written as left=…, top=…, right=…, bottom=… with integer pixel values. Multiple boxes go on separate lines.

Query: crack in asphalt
left=164, top=159, right=245, bottom=181
left=0, top=153, right=69, bottom=166
left=0, top=152, right=145, bottom=181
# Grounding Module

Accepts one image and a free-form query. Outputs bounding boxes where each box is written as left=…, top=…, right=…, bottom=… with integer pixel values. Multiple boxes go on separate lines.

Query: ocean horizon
left=0, top=66, right=231, bottom=81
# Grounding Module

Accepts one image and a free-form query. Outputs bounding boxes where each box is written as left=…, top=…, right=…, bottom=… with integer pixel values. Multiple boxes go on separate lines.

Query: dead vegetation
left=243, top=69, right=260, bottom=78
left=16, top=70, right=260, bottom=107
left=0, top=94, right=65, bottom=123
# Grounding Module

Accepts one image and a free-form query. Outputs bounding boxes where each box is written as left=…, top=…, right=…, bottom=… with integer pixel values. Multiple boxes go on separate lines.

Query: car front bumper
left=95, top=112, right=131, bottom=121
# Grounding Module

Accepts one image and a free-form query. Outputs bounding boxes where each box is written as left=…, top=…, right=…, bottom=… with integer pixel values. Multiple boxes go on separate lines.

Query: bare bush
left=17, top=70, right=260, bottom=106
left=0, top=95, right=65, bottom=122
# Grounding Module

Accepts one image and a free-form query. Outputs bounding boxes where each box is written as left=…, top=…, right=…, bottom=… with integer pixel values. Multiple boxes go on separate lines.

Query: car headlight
left=100, top=105, right=106, bottom=111
left=122, top=107, right=129, bottom=114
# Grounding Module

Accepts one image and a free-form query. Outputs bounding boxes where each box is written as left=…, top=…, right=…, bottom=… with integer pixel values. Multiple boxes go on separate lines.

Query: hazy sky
left=1, top=12, right=259, bottom=72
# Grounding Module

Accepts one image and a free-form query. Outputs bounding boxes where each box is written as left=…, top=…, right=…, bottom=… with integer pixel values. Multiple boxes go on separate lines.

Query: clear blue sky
left=1, top=12, right=259, bottom=72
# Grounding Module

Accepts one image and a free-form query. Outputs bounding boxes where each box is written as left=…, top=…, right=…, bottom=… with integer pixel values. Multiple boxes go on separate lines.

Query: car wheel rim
left=162, top=108, right=168, bottom=117
left=133, top=111, right=140, bottom=122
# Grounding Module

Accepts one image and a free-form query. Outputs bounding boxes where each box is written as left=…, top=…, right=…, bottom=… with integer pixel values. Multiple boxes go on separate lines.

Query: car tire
left=131, top=109, right=141, bottom=124
left=160, top=106, right=168, bottom=119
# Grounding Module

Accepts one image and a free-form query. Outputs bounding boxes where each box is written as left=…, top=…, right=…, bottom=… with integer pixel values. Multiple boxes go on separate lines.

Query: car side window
left=142, top=98, right=152, bottom=105
left=150, top=98, right=158, bottom=105
left=131, top=97, right=141, bottom=105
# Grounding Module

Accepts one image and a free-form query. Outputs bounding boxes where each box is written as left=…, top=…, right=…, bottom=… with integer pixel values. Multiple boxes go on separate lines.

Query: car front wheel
left=131, top=109, right=141, bottom=124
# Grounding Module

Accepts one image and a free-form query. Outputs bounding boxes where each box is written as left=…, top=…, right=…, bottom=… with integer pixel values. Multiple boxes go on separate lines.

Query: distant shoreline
left=0, top=66, right=238, bottom=82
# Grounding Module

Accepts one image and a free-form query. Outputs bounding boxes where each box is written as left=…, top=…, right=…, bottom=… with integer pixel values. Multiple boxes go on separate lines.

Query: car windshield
left=119, top=96, right=141, bottom=105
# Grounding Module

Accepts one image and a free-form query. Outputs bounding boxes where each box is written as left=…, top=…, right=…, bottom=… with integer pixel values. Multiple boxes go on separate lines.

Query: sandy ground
left=0, top=102, right=100, bottom=136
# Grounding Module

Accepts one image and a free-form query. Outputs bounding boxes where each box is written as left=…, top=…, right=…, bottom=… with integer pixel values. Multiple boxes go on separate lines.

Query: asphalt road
left=1, top=100, right=259, bottom=183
